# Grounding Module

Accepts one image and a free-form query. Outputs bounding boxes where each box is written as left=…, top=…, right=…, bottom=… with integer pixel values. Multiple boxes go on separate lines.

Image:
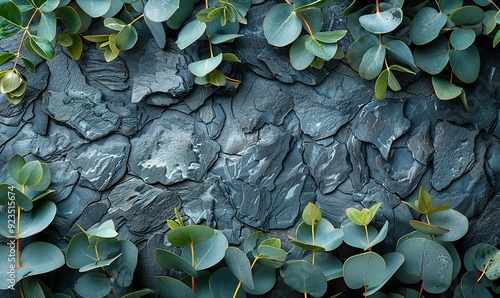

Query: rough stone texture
left=128, top=110, right=220, bottom=185
left=0, top=3, right=499, bottom=295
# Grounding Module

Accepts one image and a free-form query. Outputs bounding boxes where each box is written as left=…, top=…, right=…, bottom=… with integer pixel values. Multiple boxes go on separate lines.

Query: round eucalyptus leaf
left=396, top=237, right=453, bottom=293
left=263, top=3, right=301, bottom=47
left=256, top=245, right=286, bottom=268
left=364, top=252, right=405, bottom=296
left=428, top=209, right=469, bottom=242
left=156, top=248, right=197, bottom=277
left=167, top=224, right=215, bottom=247
left=314, top=30, right=347, bottom=43
left=15, top=242, right=65, bottom=284
left=242, top=264, right=276, bottom=295
left=342, top=221, right=377, bottom=250
left=102, top=0, right=123, bottom=18
left=76, top=0, right=112, bottom=18
left=243, top=231, right=267, bottom=254
left=79, top=253, right=121, bottom=272
left=289, top=35, right=316, bottom=70
left=464, top=243, right=485, bottom=272
left=145, top=16, right=166, bottom=49
left=156, top=276, right=196, bottom=298
left=414, top=36, right=449, bottom=75
left=296, top=218, right=343, bottom=251
left=17, top=200, right=57, bottom=238
left=410, top=7, right=447, bottom=45
left=7, top=154, right=25, bottom=181
left=121, top=289, right=156, bottom=298
left=176, top=19, right=206, bottom=50
left=305, top=37, right=337, bottom=60
left=431, top=76, right=463, bottom=100
left=188, top=54, right=223, bottom=77
left=346, top=33, right=378, bottom=71
left=21, top=277, right=45, bottom=298
left=225, top=247, right=254, bottom=290
left=460, top=271, right=493, bottom=298
left=449, top=45, right=480, bottom=84
left=439, top=0, right=463, bottom=15
left=343, top=252, right=386, bottom=290
left=66, top=233, right=121, bottom=269
left=144, top=0, right=180, bottom=23
left=75, top=272, right=111, bottom=298
left=301, top=202, right=322, bottom=226
left=181, top=271, right=212, bottom=297
left=375, top=69, right=389, bottom=99
left=18, top=161, right=43, bottom=189
left=483, top=10, right=499, bottom=35
left=385, top=39, right=417, bottom=70
left=109, top=240, right=139, bottom=287
left=37, top=11, right=57, bottom=41
left=300, top=8, right=323, bottom=33
left=281, top=260, right=327, bottom=297
left=473, top=0, right=492, bottom=6
left=359, top=45, right=386, bottom=80
left=347, top=5, right=375, bottom=40
left=166, top=0, right=194, bottom=29
left=181, top=230, right=228, bottom=270
left=450, top=28, right=476, bottom=50
left=303, top=252, right=343, bottom=281
left=450, top=6, right=484, bottom=25
left=209, top=267, right=245, bottom=298
left=359, top=7, right=403, bottom=34
left=473, top=244, right=498, bottom=273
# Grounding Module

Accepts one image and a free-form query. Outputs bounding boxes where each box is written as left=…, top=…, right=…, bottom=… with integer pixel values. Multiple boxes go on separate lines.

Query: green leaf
left=342, top=221, right=388, bottom=250
left=76, top=0, right=111, bottom=18
left=301, top=202, right=321, bottom=226
left=313, top=30, right=346, bottom=43
left=188, top=53, right=223, bottom=77
left=21, top=277, right=45, bottom=298
left=8, top=154, right=26, bottom=180
left=0, top=0, right=22, bottom=27
left=145, top=16, right=166, bottom=49
left=450, top=28, right=476, bottom=50
left=79, top=253, right=122, bottom=272
left=243, top=231, right=267, bottom=254
left=359, top=7, right=403, bottom=34
left=375, top=69, right=389, bottom=99
left=40, top=0, right=59, bottom=13
left=116, top=25, right=138, bottom=50
left=58, top=32, right=73, bottom=46
left=75, top=272, right=111, bottom=298
left=364, top=252, right=405, bottom=296
left=175, top=19, right=206, bottom=50
left=263, top=3, right=302, bottom=47
left=103, top=17, right=126, bottom=31
left=144, top=0, right=180, bottom=23
left=483, top=10, right=498, bottom=35
left=289, top=35, right=315, bottom=70
left=294, top=0, right=335, bottom=11
left=396, top=237, right=453, bottom=293
left=303, top=252, right=343, bottom=281
left=387, top=69, right=401, bottom=91
left=37, top=11, right=57, bottom=41
left=494, top=29, right=500, bottom=48
left=460, top=271, right=493, bottom=298
left=343, top=252, right=386, bottom=289
left=305, top=36, right=337, bottom=60
left=449, top=45, right=480, bottom=83
left=413, top=36, right=449, bottom=75
left=222, top=53, right=241, bottom=62
left=256, top=245, right=286, bottom=268
left=431, top=75, right=463, bottom=100
left=211, top=33, right=244, bottom=44
left=294, top=218, right=343, bottom=251
left=66, top=233, right=121, bottom=269
left=18, top=160, right=44, bottom=188
left=66, top=33, right=82, bottom=60
left=166, top=0, right=193, bottom=29
left=0, top=52, right=16, bottom=66
left=0, top=70, right=23, bottom=94
left=181, top=230, right=228, bottom=270
left=167, top=219, right=180, bottom=230
left=0, top=17, right=21, bottom=38
left=102, top=0, right=123, bottom=18
left=207, top=69, right=226, bottom=86
left=109, top=240, right=138, bottom=287
left=209, top=267, right=245, bottom=298
left=473, top=243, right=498, bottom=273
left=430, top=209, right=469, bottom=242
left=299, top=8, right=323, bottom=33
left=385, top=39, right=417, bottom=70
left=450, top=6, right=484, bottom=25
left=417, top=186, right=433, bottom=214
left=24, top=34, right=56, bottom=60
left=121, top=289, right=156, bottom=298
left=410, top=7, right=447, bottom=45
left=225, top=247, right=254, bottom=290
left=359, top=45, right=386, bottom=80
left=155, top=248, right=197, bottom=277
left=3, top=200, right=55, bottom=238
left=84, top=34, right=109, bottom=43
left=241, top=264, right=276, bottom=295
left=409, top=220, right=449, bottom=235
left=281, top=260, right=327, bottom=297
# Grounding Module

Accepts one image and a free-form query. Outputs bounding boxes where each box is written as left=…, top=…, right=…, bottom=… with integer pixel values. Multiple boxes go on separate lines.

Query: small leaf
left=263, top=3, right=302, bottom=47
left=116, top=25, right=138, bottom=50
left=417, top=186, right=433, bottom=214
left=359, top=7, right=403, bottom=34
left=0, top=52, right=16, bottom=66
left=387, top=70, right=401, bottom=91
left=104, top=17, right=126, bottom=31
left=145, top=16, right=166, bottom=49
left=24, top=34, right=56, bottom=60
left=409, top=220, right=449, bottom=235
left=176, top=19, right=206, bottom=49
left=385, top=39, right=417, bottom=70
left=449, top=45, right=480, bottom=84
left=0, top=70, right=23, bottom=94
left=181, top=230, right=228, bottom=270
left=207, top=69, right=226, bottom=86
left=84, top=34, right=110, bottom=43
left=289, top=35, right=315, bottom=70
left=450, top=28, right=476, bottom=50
left=375, top=69, right=389, bottom=99
left=222, top=53, right=241, bottom=62
left=343, top=252, right=386, bottom=289
left=432, top=76, right=463, bottom=100
left=359, top=45, right=386, bottom=80
left=188, top=53, right=223, bottom=77
left=225, top=247, right=254, bottom=290
left=313, top=30, right=346, bottom=43
left=302, top=202, right=321, bottom=226
left=66, top=33, right=83, bottom=60
left=211, top=33, right=244, bottom=44
left=305, top=37, right=337, bottom=60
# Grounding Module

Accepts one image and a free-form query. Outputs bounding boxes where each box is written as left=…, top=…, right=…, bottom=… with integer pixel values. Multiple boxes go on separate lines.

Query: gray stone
left=46, top=47, right=87, bottom=92
left=485, top=141, right=500, bottom=192
left=293, top=66, right=372, bottom=140
left=407, top=122, right=434, bottom=165
left=42, top=86, right=121, bottom=140
left=214, top=98, right=248, bottom=154
left=353, top=99, right=411, bottom=160
left=131, top=39, right=194, bottom=105
left=79, top=46, right=129, bottom=91
left=48, top=160, right=79, bottom=203
left=431, top=121, right=477, bottom=191
left=68, top=134, right=130, bottom=191
left=461, top=194, right=500, bottom=251
left=347, top=135, right=369, bottom=191
left=303, top=140, right=351, bottom=194
left=197, top=99, right=226, bottom=139
left=102, top=178, right=181, bottom=242
left=128, top=110, right=220, bottom=185
left=30, top=122, right=86, bottom=161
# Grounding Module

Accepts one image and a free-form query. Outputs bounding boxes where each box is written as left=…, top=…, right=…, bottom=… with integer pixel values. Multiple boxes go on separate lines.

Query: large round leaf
left=156, top=276, right=196, bottom=298
left=76, top=0, right=112, bottom=18
left=428, top=209, right=469, bottom=242
left=37, top=11, right=57, bottom=41
left=359, top=45, right=386, bottom=80
left=450, top=28, right=476, bottom=50
left=281, top=260, right=327, bottom=297
left=107, top=240, right=138, bottom=287
left=144, top=0, right=180, bottom=23
left=243, top=231, right=267, bottom=254
left=167, top=224, right=215, bottom=247
left=450, top=6, right=484, bottom=25
left=181, top=230, right=228, bottom=270
left=303, top=252, right=343, bottom=281
left=410, top=7, right=447, bottom=45
left=359, top=7, right=403, bottom=34
left=155, top=248, right=197, bottom=277
left=342, top=221, right=388, bottom=250
left=305, top=37, right=337, bottom=60
left=343, top=252, right=386, bottom=290
left=256, top=245, right=286, bottom=268
left=396, top=237, right=453, bottom=293
left=75, top=272, right=112, bottom=298
left=295, top=218, right=343, bottom=251
left=414, top=36, right=449, bottom=75
left=263, top=3, right=301, bottom=47
left=385, top=39, right=417, bottom=70
left=346, top=33, right=379, bottom=71
left=242, top=264, right=276, bottom=295
left=209, top=267, right=245, bottom=298
left=66, top=232, right=121, bottom=269
left=116, top=25, right=138, bottom=51
left=364, top=252, right=405, bottom=296
left=449, top=45, right=480, bottom=84
left=289, top=35, right=316, bottom=70
left=15, top=200, right=56, bottom=238
left=459, top=271, right=493, bottom=298
left=225, top=247, right=254, bottom=290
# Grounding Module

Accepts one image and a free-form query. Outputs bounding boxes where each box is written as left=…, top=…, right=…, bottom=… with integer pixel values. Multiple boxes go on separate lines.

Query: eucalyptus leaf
left=281, top=260, right=327, bottom=297
left=8, top=154, right=25, bottom=180
left=188, top=53, right=223, bottom=77
left=303, top=252, right=343, bottom=280
left=385, top=39, right=417, bottom=70
left=343, top=252, right=386, bottom=289
left=166, top=0, right=193, bottom=29
left=314, top=30, right=346, bottom=43
left=66, top=233, right=121, bottom=269
left=299, top=8, right=323, bottom=33
left=289, top=35, right=315, bottom=70
left=243, top=231, right=267, bottom=254
left=24, top=34, right=56, bottom=60
left=305, top=37, right=337, bottom=60
left=429, top=209, right=469, bottom=242
left=301, top=202, right=321, bottom=226
left=144, top=0, right=180, bottom=23
left=263, top=3, right=301, bottom=47
left=449, top=45, right=480, bottom=83
left=459, top=271, right=493, bottom=298
left=410, top=7, right=447, bottom=45
left=431, top=76, right=463, bottom=100
left=0, top=70, right=23, bottom=94
left=241, top=264, right=276, bottom=295
left=450, top=28, right=476, bottom=50
left=116, top=25, right=138, bottom=50
left=9, top=200, right=56, bottom=238
left=387, top=69, right=401, bottom=91
left=211, top=33, right=244, bottom=44
left=359, top=7, right=403, bottom=34
left=0, top=52, right=16, bottom=66
left=66, top=33, right=82, bottom=60
left=0, top=0, right=22, bottom=27
left=413, top=36, right=449, bottom=75
left=295, top=218, right=343, bottom=251
left=181, top=230, right=228, bottom=270
left=450, top=6, right=484, bottom=25
left=76, top=0, right=112, bottom=18
left=359, top=45, right=386, bottom=80
left=176, top=19, right=206, bottom=50
left=209, top=267, right=245, bottom=298
left=375, top=68, right=389, bottom=99
left=79, top=253, right=122, bottom=272
left=75, top=272, right=111, bottom=298
left=364, top=252, right=405, bottom=296
left=225, top=247, right=254, bottom=290
left=409, top=220, right=449, bottom=235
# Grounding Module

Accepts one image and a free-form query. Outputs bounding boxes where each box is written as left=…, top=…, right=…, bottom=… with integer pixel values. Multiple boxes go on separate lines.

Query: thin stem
left=232, top=282, right=242, bottom=298
left=129, top=13, right=144, bottom=26
left=364, top=224, right=371, bottom=251
left=476, top=259, right=492, bottom=283
left=376, top=0, right=380, bottom=13
left=110, top=285, right=119, bottom=298
left=19, top=281, right=25, bottom=298
left=304, top=292, right=308, bottom=298
left=297, top=12, right=315, bottom=37
left=418, top=282, right=424, bottom=298
left=13, top=9, right=39, bottom=70
left=205, top=0, right=209, bottom=9
left=191, top=242, right=196, bottom=293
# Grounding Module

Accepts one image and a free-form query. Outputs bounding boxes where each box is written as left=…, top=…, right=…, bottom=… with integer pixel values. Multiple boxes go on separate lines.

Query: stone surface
left=68, top=134, right=130, bottom=191
left=128, top=110, right=220, bottom=185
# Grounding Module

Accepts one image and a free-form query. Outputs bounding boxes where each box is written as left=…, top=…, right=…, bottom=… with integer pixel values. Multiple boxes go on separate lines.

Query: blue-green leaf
left=225, top=247, right=254, bottom=290
left=431, top=76, right=463, bottom=100
left=116, top=25, right=138, bottom=50
left=188, top=53, right=223, bottom=77
left=449, top=44, right=480, bottom=83
left=359, top=7, right=403, bottom=34
left=410, top=7, right=447, bottom=45
left=175, top=19, right=206, bottom=50
left=76, top=0, right=112, bottom=18
left=263, top=3, right=302, bottom=47
left=144, top=0, right=180, bottom=23
left=413, top=36, right=449, bottom=75
left=281, top=260, right=327, bottom=297
left=289, top=35, right=315, bottom=70
left=156, top=276, right=197, bottom=298
left=37, top=11, right=57, bottom=41
left=359, top=45, right=386, bottom=80
left=145, top=16, right=166, bottom=49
